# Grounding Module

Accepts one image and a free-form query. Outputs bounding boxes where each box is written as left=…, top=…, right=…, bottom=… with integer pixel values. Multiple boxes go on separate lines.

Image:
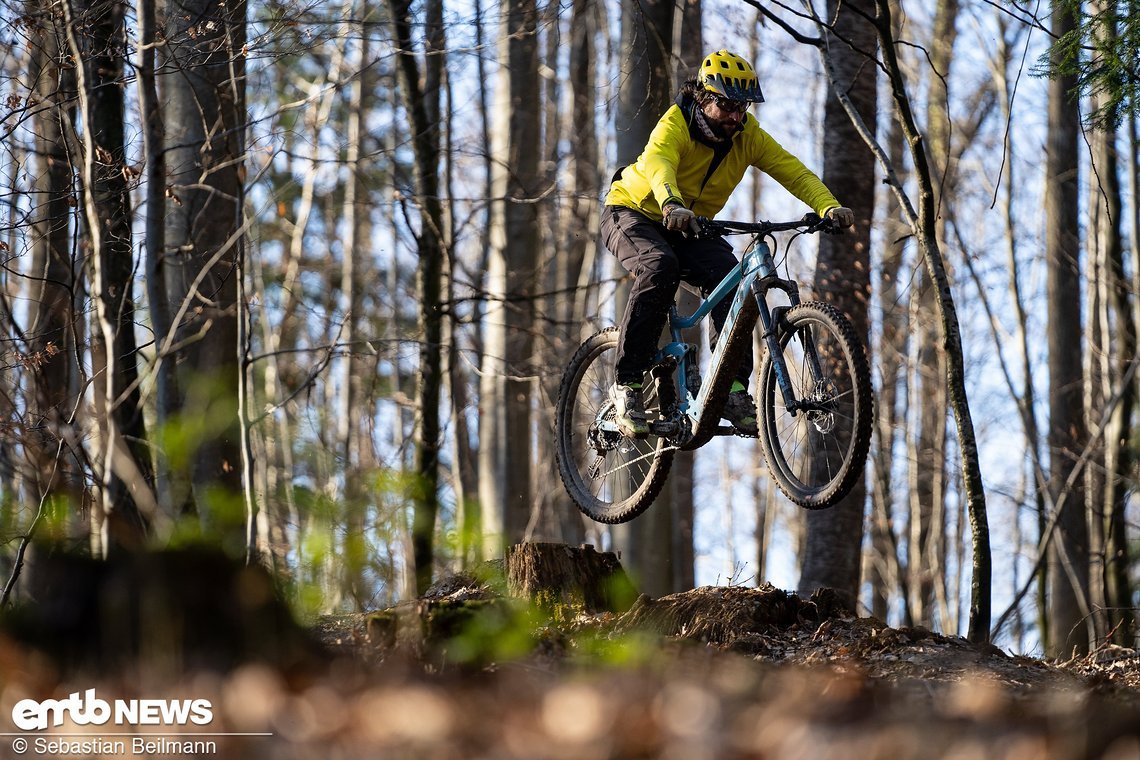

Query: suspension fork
left=746, top=241, right=825, bottom=413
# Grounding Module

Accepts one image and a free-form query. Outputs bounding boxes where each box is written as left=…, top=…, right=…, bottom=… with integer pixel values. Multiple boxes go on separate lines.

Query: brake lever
left=802, top=213, right=842, bottom=235
left=694, top=216, right=718, bottom=239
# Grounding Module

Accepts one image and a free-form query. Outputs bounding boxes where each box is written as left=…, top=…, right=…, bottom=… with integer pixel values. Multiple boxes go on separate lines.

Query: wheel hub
left=803, top=380, right=838, bottom=434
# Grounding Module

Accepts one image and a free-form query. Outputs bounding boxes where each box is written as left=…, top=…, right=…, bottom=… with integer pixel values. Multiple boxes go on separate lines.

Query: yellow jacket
left=605, top=102, right=840, bottom=221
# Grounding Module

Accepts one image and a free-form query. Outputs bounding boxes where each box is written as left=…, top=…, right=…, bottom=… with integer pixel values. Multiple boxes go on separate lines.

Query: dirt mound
left=331, top=581, right=1134, bottom=700
left=304, top=579, right=1140, bottom=759
left=614, top=584, right=848, bottom=643
left=3, top=547, right=1137, bottom=759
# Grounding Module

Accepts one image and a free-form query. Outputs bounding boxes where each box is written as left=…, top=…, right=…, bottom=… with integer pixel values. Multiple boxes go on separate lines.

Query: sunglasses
left=707, top=94, right=748, bottom=113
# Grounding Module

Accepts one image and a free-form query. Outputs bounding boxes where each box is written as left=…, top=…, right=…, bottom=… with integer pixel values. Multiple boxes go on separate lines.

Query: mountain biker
left=601, top=49, right=855, bottom=439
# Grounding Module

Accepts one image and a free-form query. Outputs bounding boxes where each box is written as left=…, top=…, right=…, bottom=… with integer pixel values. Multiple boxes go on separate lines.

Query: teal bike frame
left=602, top=215, right=832, bottom=450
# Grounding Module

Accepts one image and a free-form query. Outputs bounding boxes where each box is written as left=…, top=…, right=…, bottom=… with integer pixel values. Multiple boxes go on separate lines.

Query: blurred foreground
left=0, top=547, right=1138, bottom=759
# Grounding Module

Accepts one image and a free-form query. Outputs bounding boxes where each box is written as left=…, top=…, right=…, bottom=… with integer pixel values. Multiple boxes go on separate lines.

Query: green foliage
left=1036, top=1, right=1139, bottom=129
left=434, top=600, right=542, bottom=665
left=0, top=494, right=78, bottom=548
left=394, top=595, right=667, bottom=670
left=153, top=373, right=240, bottom=473
left=276, top=465, right=421, bottom=619
left=566, top=625, right=664, bottom=668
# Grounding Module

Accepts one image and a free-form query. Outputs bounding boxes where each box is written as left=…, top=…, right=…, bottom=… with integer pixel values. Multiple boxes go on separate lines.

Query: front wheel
left=758, top=301, right=873, bottom=509
left=555, top=327, right=674, bottom=524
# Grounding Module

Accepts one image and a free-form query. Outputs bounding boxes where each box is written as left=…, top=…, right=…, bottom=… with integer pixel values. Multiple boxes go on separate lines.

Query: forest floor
left=2, top=550, right=1139, bottom=759
left=305, top=583, right=1140, bottom=760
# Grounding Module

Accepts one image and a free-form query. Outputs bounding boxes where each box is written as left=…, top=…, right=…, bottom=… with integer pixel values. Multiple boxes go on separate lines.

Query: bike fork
left=749, top=274, right=828, bottom=415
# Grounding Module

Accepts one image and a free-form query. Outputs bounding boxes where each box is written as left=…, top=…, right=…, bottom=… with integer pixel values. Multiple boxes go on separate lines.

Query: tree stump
left=506, top=542, right=636, bottom=616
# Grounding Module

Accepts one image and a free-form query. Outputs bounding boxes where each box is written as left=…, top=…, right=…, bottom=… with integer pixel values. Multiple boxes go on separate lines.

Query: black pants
left=601, top=205, right=753, bottom=386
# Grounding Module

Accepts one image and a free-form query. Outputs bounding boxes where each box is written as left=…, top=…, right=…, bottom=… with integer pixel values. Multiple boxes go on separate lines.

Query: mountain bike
left=555, top=213, right=873, bottom=524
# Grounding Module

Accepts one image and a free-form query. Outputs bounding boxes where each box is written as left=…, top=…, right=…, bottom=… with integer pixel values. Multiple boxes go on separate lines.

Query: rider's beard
left=710, top=116, right=743, bottom=139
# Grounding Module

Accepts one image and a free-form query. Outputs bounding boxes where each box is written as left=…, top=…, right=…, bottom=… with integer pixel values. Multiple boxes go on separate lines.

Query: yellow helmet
left=699, top=50, right=765, bottom=103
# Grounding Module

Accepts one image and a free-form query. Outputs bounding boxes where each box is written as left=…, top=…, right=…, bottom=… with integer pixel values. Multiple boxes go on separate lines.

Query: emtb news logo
left=11, top=690, right=213, bottom=731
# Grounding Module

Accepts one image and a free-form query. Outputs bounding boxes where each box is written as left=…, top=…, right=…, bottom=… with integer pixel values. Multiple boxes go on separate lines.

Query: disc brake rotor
left=804, top=380, right=838, bottom=434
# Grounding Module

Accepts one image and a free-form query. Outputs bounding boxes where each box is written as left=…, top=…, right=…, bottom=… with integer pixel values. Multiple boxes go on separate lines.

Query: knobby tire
left=555, top=327, right=674, bottom=524
left=758, top=301, right=873, bottom=509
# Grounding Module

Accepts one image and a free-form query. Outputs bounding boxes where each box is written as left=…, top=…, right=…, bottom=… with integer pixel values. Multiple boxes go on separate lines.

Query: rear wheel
left=758, top=301, right=872, bottom=509
left=555, top=327, right=674, bottom=524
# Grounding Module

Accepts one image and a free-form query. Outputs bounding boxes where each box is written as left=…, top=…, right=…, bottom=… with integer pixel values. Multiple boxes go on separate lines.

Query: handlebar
left=696, top=213, right=841, bottom=238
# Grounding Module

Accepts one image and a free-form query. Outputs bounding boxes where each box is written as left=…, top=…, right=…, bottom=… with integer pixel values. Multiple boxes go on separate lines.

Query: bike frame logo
left=11, top=690, right=213, bottom=731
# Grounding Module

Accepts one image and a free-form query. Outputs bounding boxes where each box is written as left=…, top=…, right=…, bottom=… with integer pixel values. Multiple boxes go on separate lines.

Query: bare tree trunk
left=614, top=0, right=673, bottom=166
left=1114, top=73, right=1140, bottom=645
left=137, top=0, right=179, bottom=526
left=668, top=0, right=702, bottom=594
left=337, top=5, right=373, bottom=605
left=1081, top=2, right=1120, bottom=643
left=529, top=0, right=569, bottom=544
left=388, top=0, right=446, bottom=592
left=862, top=1, right=907, bottom=622
left=248, top=254, right=291, bottom=576
left=1088, top=0, right=1134, bottom=647
left=24, top=0, right=81, bottom=527
left=468, top=0, right=494, bottom=530
left=798, top=0, right=877, bottom=608
left=870, top=95, right=909, bottom=622
left=66, top=0, right=153, bottom=553
left=550, top=0, right=602, bottom=550
left=745, top=13, right=773, bottom=591
left=867, top=0, right=991, bottom=642
left=446, top=309, right=479, bottom=568
left=909, top=0, right=957, bottom=628
left=1084, top=94, right=1109, bottom=646
left=160, top=0, right=247, bottom=545
left=479, top=0, right=540, bottom=558
left=561, top=0, right=601, bottom=355
left=1044, top=0, right=1091, bottom=658
left=990, top=14, right=1048, bottom=650
left=0, top=95, right=27, bottom=553
left=609, top=0, right=674, bottom=595
left=442, top=20, right=479, bottom=570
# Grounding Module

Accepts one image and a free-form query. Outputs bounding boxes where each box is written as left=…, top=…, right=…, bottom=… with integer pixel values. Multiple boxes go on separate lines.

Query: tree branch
left=738, top=0, right=823, bottom=45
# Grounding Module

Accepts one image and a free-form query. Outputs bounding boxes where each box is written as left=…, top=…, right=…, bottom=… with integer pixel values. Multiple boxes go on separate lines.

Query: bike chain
left=590, top=426, right=757, bottom=481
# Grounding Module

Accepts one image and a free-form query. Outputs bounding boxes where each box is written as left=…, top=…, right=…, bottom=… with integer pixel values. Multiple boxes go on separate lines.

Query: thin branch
left=824, top=54, right=918, bottom=224
left=738, top=0, right=823, bottom=45
left=990, top=6, right=1038, bottom=209
left=991, top=356, right=1140, bottom=640
left=977, top=0, right=1054, bottom=36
